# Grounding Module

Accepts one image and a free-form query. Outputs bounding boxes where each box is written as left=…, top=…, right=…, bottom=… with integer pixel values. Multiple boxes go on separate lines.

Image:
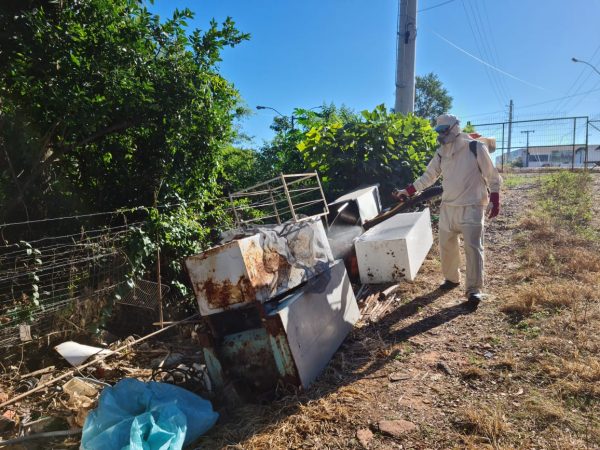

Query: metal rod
left=585, top=116, right=590, bottom=169
left=571, top=118, right=577, bottom=171
left=314, top=172, right=329, bottom=216
left=0, top=429, right=82, bottom=447
left=269, top=187, right=281, bottom=225
left=285, top=174, right=317, bottom=187
left=501, top=122, right=505, bottom=172
left=228, top=193, right=241, bottom=227
left=156, top=246, right=163, bottom=328
left=472, top=115, right=588, bottom=128
left=280, top=173, right=320, bottom=178
left=280, top=173, right=297, bottom=222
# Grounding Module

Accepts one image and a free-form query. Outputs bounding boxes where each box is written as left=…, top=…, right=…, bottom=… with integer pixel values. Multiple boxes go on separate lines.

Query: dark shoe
left=467, top=293, right=482, bottom=308
left=440, top=280, right=460, bottom=290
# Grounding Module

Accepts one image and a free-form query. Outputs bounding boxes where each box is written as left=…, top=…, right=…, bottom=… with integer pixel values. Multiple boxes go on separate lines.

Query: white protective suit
left=412, top=132, right=502, bottom=296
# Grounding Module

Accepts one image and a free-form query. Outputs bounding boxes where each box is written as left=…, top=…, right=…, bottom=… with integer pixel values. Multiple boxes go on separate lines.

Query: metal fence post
left=501, top=122, right=505, bottom=172
left=585, top=117, right=590, bottom=169
left=571, top=118, right=577, bottom=171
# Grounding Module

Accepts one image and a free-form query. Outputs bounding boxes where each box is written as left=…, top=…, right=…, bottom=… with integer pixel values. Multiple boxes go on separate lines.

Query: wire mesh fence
left=0, top=224, right=133, bottom=348
left=471, top=116, right=599, bottom=171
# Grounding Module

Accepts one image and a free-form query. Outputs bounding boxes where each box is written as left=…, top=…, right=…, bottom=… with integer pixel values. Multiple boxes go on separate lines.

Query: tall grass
left=535, top=171, right=594, bottom=233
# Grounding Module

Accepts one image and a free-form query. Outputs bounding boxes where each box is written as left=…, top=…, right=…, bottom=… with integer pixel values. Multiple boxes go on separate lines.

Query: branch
left=2, top=120, right=134, bottom=220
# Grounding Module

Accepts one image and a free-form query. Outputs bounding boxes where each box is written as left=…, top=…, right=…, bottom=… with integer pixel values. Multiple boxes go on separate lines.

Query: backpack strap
left=469, top=140, right=478, bottom=158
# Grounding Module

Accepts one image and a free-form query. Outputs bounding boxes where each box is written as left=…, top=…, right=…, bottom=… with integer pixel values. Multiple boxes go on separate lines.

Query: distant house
left=495, top=144, right=600, bottom=168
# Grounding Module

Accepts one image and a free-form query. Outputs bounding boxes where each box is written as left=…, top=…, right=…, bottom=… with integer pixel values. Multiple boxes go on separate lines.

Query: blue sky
left=152, top=0, right=600, bottom=149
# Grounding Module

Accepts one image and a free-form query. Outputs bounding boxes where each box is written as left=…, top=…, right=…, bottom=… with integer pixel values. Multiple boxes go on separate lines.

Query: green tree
left=463, top=122, right=477, bottom=133
left=0, top=0, right=249, bottom=222
left=255, top=104, right=358, bottom=180
left=217, top=146, right=260, bottom=192
left=414, top=73, right=453, bottom=123
left=298, top=105, right=438, bottom=205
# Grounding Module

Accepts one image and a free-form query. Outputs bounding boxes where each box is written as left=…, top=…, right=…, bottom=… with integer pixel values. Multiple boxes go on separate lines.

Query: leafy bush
left=297, top=105, right=437, bottom=205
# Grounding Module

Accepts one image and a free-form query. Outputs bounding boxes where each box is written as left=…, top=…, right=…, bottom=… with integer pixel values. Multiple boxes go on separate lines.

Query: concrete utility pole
left=521, top=130, right=534, bottom=167
left=506, top=99, right=513, bottom=164
left=395, top=0, right=418, bottom=114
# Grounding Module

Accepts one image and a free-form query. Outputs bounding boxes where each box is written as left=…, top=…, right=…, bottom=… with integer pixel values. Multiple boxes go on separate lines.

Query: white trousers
left=438, top=204, right=485, bottom=296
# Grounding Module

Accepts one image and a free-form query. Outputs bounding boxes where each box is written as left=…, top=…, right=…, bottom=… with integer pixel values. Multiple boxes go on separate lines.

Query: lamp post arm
left=572, top=58, right=600, bottom=77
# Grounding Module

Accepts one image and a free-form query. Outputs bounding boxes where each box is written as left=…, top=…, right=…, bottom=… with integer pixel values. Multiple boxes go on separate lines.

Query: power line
left=430, top=29, right=546, bottom=91
left=473, top=0, right=512, bottom=100
left=418, top=0, right=456, bottom=13
left=460, top=0, right=504, bottom=107
left=568, top=78, right=600, bottom=113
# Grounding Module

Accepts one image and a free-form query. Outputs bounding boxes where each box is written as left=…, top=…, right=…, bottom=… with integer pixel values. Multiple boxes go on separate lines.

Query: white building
left=496, top=144, right=600, bottom=168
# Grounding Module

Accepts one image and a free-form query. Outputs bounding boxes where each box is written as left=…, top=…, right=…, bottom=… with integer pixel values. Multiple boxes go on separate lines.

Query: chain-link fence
left=470, top=116, right=599, bottom=171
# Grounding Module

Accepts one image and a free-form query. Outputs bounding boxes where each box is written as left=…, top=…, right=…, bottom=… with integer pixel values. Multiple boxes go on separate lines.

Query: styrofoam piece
left=268, top=259, right=360, bottom=388
left=354, top=208, right=433, bottom=283
left=54, top=341, right=114, bottom=367
left=185, top=219, right=334, bottom=316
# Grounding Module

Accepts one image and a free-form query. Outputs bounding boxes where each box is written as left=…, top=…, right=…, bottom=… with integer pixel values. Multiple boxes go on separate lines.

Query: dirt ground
left=1, top=173, right=597, bottom=449
left=197, top=172, right=600, bottom=450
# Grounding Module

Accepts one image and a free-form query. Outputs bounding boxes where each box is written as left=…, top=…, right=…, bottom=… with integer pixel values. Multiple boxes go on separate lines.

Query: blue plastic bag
left=81, top=378, right=218, bottom=450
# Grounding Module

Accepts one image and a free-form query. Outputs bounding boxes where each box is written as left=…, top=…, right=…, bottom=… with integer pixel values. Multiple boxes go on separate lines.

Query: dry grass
left=195, top=382, right=371, bottom=449
left=460, top=365, right=487, bottom=380
left=494, top=173, right=600, bottom=449
left=455, top=404, right=509, bottom=445
left=523, top=395, right=568, bottom=427
left=500, top=280, right=598, bottom=317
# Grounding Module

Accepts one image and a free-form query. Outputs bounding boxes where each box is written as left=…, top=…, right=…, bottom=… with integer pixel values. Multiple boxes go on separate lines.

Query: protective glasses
left=434, top=121, right=457, bottom=134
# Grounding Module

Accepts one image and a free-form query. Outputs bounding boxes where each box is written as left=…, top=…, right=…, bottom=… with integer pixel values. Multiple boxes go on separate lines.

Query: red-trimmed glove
left=487, top=192, right=500, bottom=218
left=392, top=184, right=417, bottom=201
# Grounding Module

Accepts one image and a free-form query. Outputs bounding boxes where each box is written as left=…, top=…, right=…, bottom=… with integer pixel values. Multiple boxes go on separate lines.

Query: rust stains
left=198, top=275, right=261, bottom=310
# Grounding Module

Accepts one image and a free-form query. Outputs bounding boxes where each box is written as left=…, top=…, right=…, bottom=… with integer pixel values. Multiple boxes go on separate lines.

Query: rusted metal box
left=185, top=219, right=334, bottom=316
left=354, top=208, right=433, bottom=283
left=204, top=260, right=359, bottom=396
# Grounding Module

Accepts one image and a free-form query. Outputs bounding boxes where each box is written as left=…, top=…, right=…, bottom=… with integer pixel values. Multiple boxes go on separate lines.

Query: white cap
left=434, top=114, right=459, bottom=132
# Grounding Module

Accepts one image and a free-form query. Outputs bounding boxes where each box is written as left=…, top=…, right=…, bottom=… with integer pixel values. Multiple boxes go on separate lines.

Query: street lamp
left=255, top=105, right=323, bottom=131
left=571, top=57, right=600, bottom=77
left=256, top=105, right=295, bottom=130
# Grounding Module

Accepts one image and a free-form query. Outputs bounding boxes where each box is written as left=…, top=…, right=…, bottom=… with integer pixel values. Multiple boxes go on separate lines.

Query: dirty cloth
left=220, top=218, right=333, bottom=282
left=439, top=204, right=485, bottom=296
left=80, top=378, right=218, bottom=450
left=413, top=133, right=502, bottom=206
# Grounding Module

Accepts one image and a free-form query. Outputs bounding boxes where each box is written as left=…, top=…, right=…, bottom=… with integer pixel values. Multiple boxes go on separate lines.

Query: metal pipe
left=571, top=118, right=577, bottom=171
left=585, top=116, right=590, bottom=169
left=269, top=187, right=281, bottom=225
left=280, top=173, right=297, bottom=221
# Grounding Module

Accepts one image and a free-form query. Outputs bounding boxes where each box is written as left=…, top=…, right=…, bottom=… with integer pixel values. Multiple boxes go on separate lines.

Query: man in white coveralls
left=393, top=114, right=502, bottom=307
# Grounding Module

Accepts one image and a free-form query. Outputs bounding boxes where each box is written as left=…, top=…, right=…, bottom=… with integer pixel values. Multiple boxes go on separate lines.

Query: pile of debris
left=0, top=174, right=439, bottom=448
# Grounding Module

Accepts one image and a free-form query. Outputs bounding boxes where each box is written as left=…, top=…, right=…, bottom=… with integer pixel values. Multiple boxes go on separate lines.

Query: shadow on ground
left=193, top=285, right=477, bottom=448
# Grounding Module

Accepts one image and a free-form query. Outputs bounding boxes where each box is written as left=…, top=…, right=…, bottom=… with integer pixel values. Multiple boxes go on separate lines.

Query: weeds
left=536, top=171, right=595, bottom=234
left=496, top=171, right=600, bottom=448
left=455, top=404, right=509, bottom=445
